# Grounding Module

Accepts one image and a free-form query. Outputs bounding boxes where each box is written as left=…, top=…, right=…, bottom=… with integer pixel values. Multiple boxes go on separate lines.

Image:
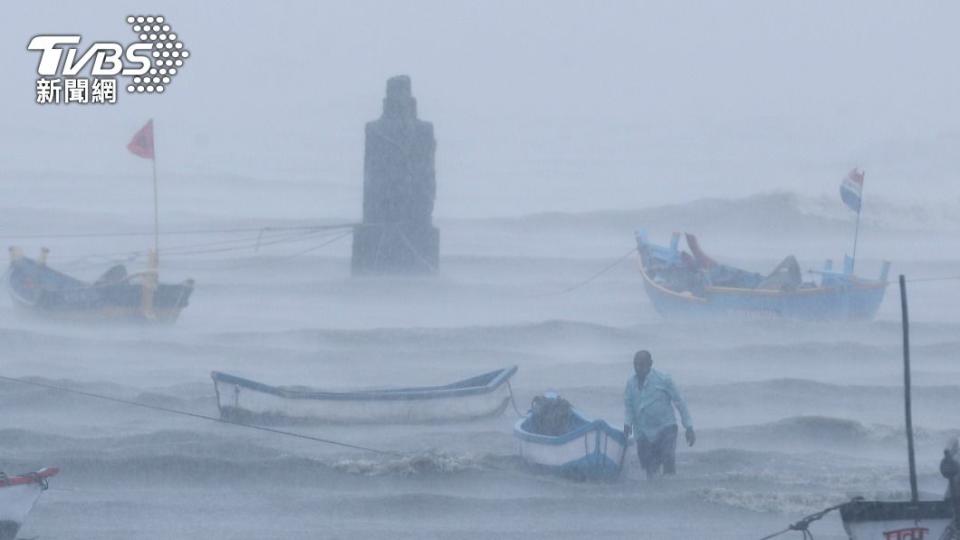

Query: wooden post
left=900, top=274, right=918, bottom=503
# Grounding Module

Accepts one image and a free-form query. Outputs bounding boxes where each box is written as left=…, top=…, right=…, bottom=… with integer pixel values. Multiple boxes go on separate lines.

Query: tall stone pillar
left=352, top=75, right=439, bottom=275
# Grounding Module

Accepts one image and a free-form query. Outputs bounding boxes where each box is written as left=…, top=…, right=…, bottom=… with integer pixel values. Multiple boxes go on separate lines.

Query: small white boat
left=0, top=467, right=59, bottom=540
left=514, top=402, right=628, bottom=481
left=211, top=367, right=518, bottom=425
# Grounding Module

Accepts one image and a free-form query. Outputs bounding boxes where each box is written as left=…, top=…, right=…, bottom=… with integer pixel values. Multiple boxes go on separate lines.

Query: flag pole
left=849, top=170, right=864, bottom=274
left=851, top=201, right=861, bottom=273
left=899, top=274, right=919, bottom=503
left=151, top=119, right=159, bottom=262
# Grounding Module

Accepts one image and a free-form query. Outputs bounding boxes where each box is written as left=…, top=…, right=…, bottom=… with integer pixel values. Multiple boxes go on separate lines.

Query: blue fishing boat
left=514, top=394, right=628, bottom=481
left=6, top=248, right=193, bottom=323
left=635, top=231, right=890, bottom=321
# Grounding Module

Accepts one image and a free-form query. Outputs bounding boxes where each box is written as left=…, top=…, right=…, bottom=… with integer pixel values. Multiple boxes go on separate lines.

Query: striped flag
left=839, top=168, right=864, bottom=212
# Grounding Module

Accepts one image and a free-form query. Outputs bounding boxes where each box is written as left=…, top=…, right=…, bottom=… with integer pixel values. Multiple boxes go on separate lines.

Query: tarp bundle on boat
left=6, top=248, right=193, bottom=323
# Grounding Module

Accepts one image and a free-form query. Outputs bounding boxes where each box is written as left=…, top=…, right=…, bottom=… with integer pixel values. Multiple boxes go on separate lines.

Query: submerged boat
left=0, top=467, right=59, bottom=540
left=635, top=232, right=890, bottom=321
left=211, top=366, right=519, bottom=424
left=514, top=394, right=628, bottom=481
left=7, top=248, right=193, bottom=323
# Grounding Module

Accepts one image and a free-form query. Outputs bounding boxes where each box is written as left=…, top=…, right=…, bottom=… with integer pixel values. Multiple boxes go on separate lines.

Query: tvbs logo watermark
left=27, top=15, right=190, bottom=105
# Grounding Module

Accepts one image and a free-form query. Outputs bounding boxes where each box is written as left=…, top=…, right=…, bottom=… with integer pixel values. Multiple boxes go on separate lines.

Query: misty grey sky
left=2, top=1, right=958, bottom=219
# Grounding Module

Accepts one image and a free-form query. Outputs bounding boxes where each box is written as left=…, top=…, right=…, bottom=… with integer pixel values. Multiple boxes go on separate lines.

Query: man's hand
left=623, top=424, right=632, bottom=438
left=685, top=427, right=696, bottom=447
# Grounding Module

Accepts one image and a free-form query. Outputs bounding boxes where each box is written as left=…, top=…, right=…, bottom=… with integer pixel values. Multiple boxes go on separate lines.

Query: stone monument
left=352, top=75, right=439, bottom=275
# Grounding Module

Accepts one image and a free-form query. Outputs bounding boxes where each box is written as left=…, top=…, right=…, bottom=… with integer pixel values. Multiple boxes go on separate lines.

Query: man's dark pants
left=636, top=424, right=678, bottom=477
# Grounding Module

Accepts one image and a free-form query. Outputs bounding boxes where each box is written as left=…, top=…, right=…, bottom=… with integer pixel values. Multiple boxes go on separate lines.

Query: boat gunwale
left=211, top=366, right=518, bottom=402
left=7, top=257, right=194, bottom=295
left=0, top=467, right=59, bottom=489
left=636, top=241, right=887, bottom=302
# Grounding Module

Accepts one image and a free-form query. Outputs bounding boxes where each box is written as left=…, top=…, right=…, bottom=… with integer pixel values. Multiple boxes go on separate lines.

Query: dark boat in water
left=635, top=231, right=890, bottom=321
left=6, top=248, right=193, bottom=323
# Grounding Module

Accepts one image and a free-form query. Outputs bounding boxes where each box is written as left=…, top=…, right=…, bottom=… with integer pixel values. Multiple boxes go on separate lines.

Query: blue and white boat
left=636, top=231, right=890, bottom=321
left=514, top=402, right=628, bottom=481
left=212, top=367, right=518, bottom=425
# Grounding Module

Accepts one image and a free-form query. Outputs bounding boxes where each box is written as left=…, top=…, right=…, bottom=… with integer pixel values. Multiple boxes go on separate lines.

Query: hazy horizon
left=2, top=1, right=959, bottom=220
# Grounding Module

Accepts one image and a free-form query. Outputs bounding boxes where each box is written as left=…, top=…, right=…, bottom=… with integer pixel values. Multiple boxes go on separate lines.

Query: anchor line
left=506, top=380, right=524, bottom=418
left=0, top=374, right=399, bottom=456
left=0, top=223, right=358, bottom=241
left=529, top=247, right=637, bottom=298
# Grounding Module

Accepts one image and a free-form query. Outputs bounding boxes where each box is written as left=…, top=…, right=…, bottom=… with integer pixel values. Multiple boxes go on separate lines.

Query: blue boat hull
left=641, top=268, right=887, bottom=321
left=636, top=232, right=889, bottom=321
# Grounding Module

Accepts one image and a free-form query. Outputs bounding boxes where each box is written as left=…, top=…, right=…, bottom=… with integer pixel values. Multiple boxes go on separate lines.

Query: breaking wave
left=696, top=487, right=849, bottom=515
left=493, top=191, right=960, bottom=235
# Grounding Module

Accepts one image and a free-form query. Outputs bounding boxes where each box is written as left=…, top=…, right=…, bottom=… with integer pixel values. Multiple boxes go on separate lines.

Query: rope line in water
left=56, top=228, right=311, bottom=263
left=0, top=223, right=358, bottom=241
left=17, top=229, right=352, bottom=275
left=223, top=230, right=354, bottom=269
left=506, top=380, right=524, bottom=418
left=530, top=247, right=637, bottom=297
left=0, top=374, right=399, bottom=456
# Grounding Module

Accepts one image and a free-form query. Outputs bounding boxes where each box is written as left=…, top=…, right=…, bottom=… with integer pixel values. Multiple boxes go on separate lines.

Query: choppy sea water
left=2, top=194, right=960, bottom=539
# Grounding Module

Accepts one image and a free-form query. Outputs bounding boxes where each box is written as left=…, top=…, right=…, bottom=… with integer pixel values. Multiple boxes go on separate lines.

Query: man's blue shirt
left=624, top=369, right=693, bottom=440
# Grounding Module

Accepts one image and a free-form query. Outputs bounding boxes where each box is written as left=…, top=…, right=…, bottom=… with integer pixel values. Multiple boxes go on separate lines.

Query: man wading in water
left=624, top=350, right=695, bottom=479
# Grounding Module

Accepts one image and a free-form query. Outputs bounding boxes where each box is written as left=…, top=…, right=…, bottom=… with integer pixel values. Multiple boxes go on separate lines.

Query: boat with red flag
left=6, top=247, right=193, bottom=323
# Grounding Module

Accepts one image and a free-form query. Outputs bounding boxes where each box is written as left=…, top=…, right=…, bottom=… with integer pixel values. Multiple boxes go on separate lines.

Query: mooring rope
left=0, top=223, right=357, bottom=241
left=223, top=230, right=354, bottom=269
left=529, top=247, right=637, bottom=297
left=0, top=374, right=399, bottom=456
left=506, top=380, right=524, bottom=418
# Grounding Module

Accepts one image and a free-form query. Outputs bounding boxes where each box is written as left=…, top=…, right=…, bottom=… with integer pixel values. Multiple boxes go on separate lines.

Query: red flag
left=127, top=119, right=155, bottom=159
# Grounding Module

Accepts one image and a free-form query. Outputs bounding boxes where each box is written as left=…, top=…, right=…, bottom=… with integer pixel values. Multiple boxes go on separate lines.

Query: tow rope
left=530, top=247, right=637, bottom=297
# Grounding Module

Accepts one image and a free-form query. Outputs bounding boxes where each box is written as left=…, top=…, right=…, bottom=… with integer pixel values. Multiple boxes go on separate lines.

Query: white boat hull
left=514, top=413, right=628, bottom=480
left=212, top=368, right=517, bottom=424
left=517, top=428, right=626, bottom=468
